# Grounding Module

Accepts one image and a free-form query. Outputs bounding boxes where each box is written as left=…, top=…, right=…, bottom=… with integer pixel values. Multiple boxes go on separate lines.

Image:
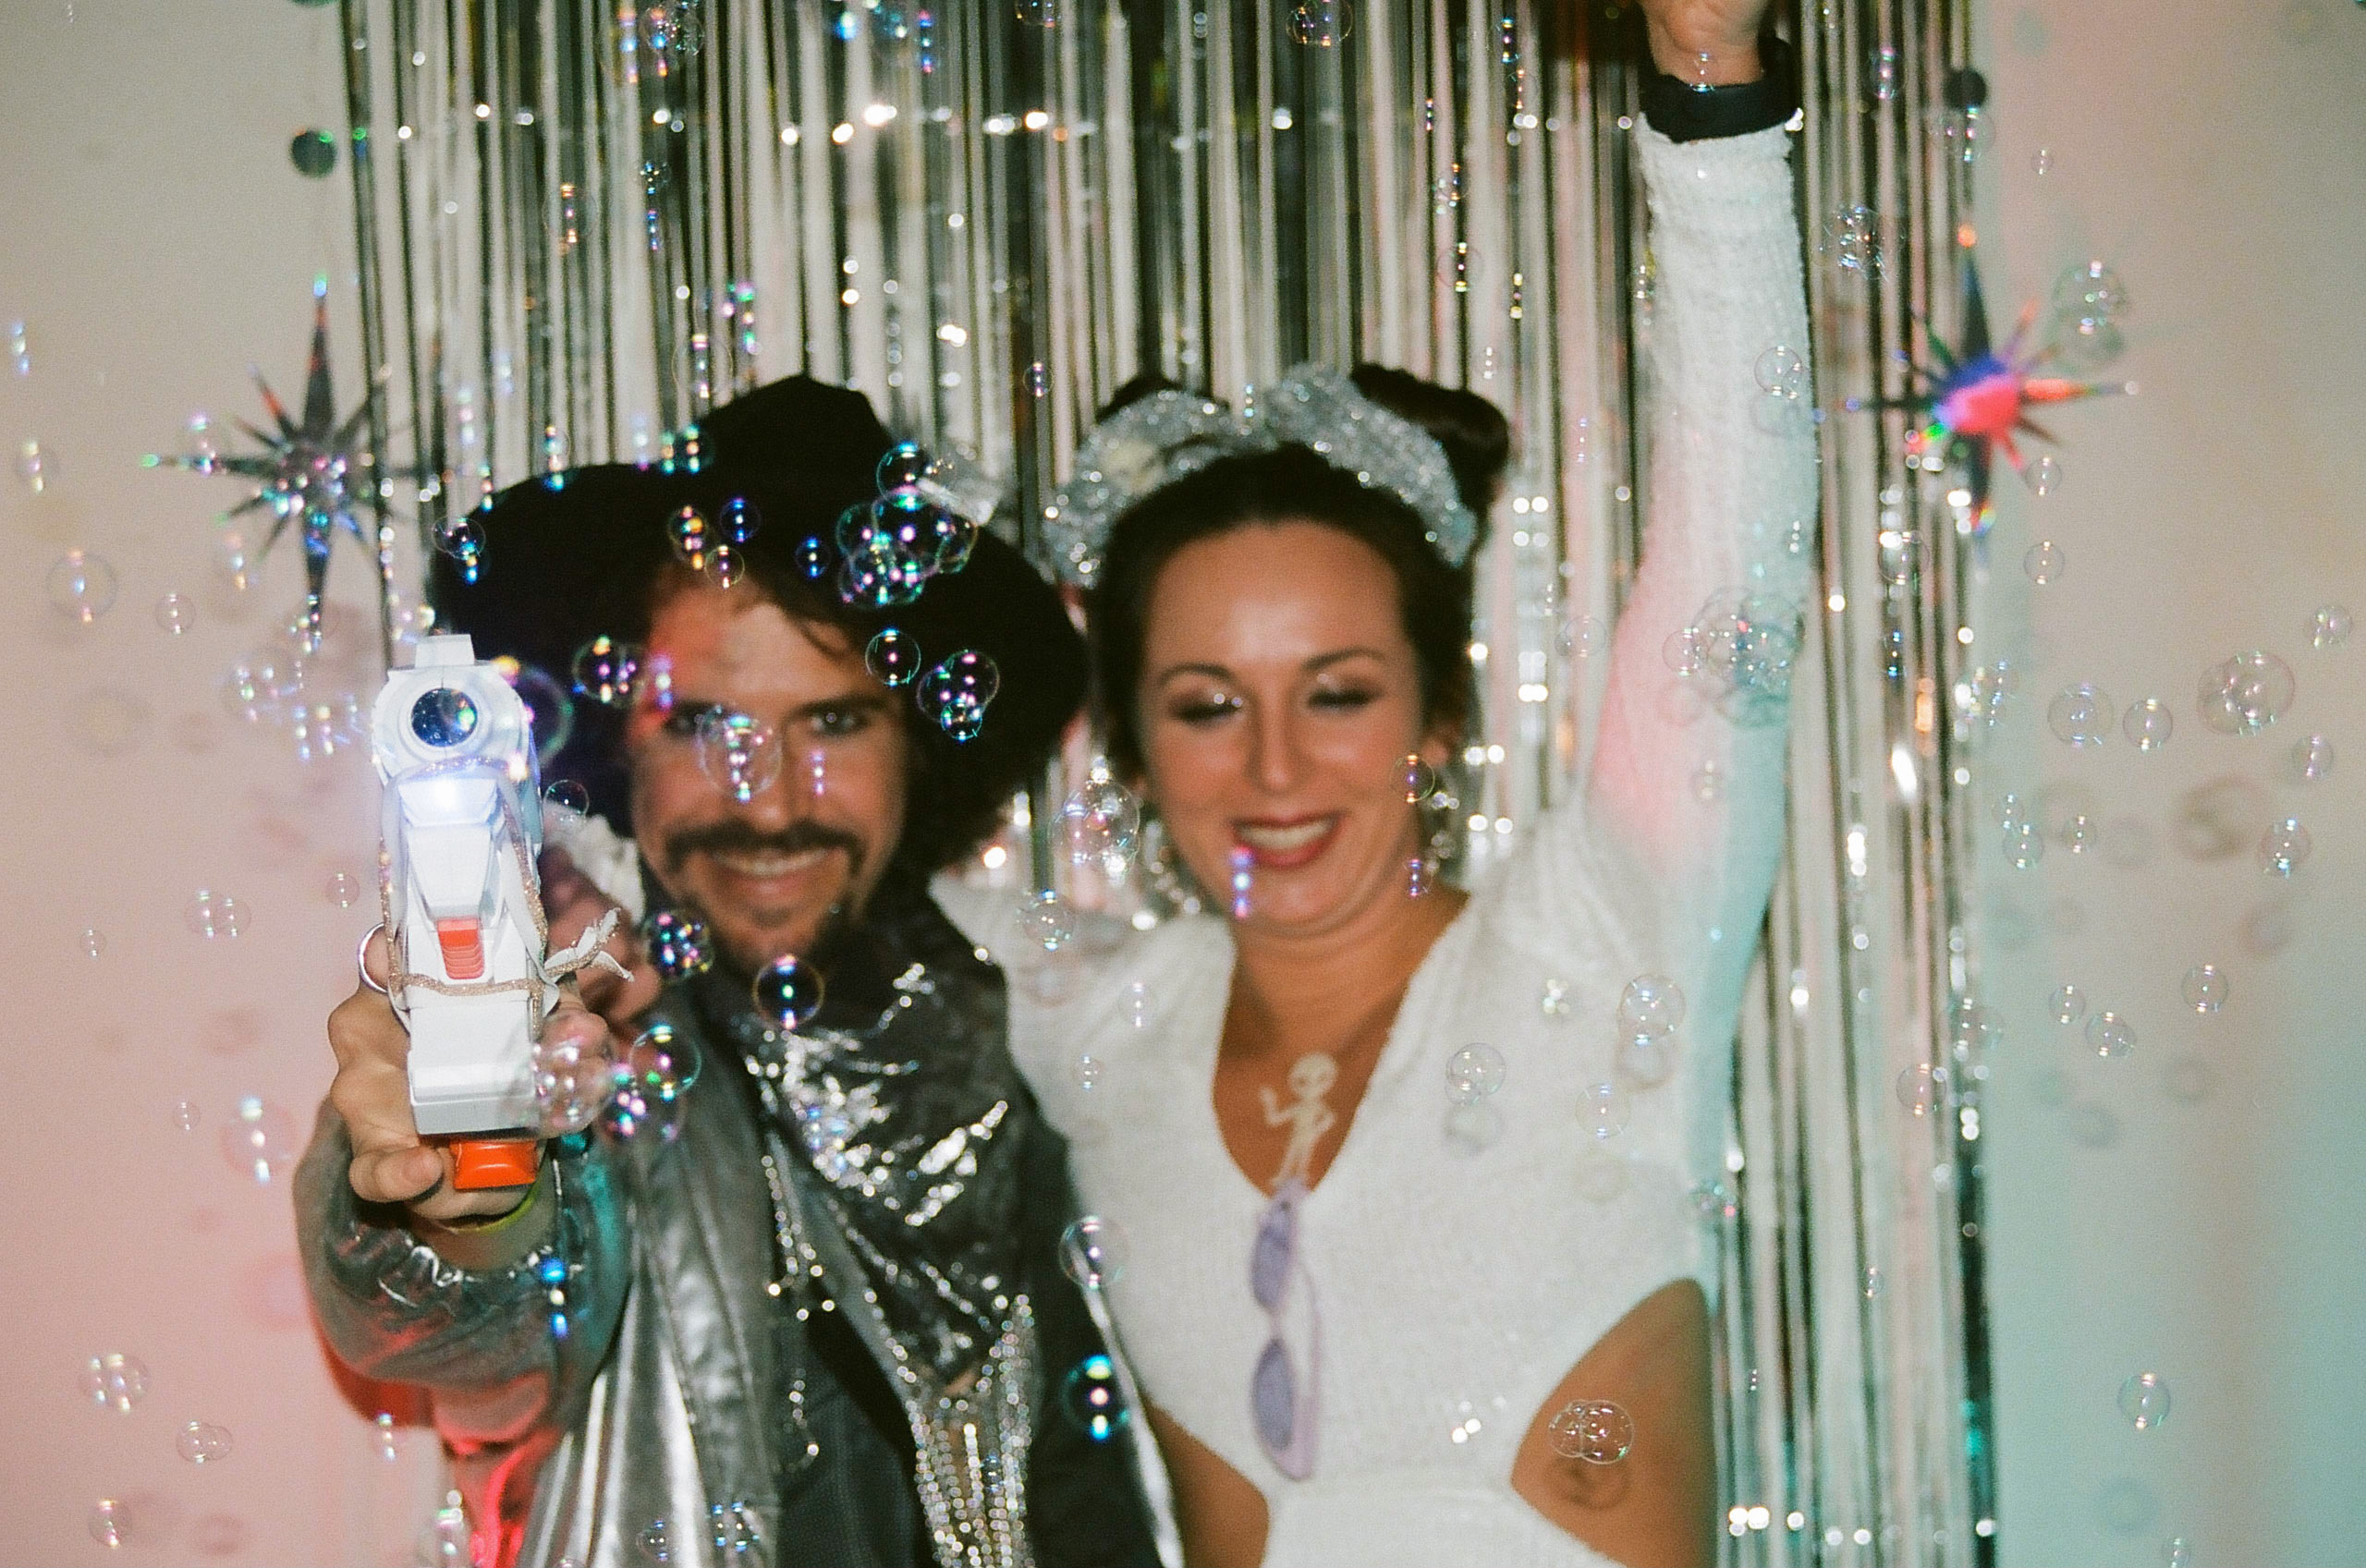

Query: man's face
left=625, top=580, right=910, bottom=976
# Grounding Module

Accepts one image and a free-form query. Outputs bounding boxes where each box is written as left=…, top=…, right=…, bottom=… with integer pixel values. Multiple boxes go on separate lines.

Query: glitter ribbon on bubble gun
left=370, top=634, right=624, bottom=1189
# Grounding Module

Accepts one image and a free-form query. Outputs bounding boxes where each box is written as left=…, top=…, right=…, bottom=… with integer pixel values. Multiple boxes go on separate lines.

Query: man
left=297, top=378, right=1165, bottom=1568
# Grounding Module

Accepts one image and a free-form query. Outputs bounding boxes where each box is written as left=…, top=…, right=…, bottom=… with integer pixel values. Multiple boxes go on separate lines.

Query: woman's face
left=1135, top=520, right=1453, bottom=941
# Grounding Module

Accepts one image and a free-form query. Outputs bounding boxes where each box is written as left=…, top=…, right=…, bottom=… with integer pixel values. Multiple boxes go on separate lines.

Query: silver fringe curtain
left=333, top=1, right=1991, bottom=1560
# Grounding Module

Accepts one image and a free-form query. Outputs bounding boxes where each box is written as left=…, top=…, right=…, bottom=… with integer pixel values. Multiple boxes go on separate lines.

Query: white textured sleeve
left=1563, top=123, right=1821, bottom=1046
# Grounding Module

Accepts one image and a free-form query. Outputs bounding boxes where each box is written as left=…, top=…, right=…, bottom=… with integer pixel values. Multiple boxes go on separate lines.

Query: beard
left=653, top=814, right=876, bottom=978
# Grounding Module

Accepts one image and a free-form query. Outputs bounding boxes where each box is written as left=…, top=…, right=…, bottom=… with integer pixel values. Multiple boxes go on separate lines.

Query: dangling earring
left=1138, top=810, right=1208, bottom=918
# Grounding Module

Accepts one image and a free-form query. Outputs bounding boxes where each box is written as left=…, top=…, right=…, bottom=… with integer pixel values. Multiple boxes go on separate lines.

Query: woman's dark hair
left=1087, top=365, right=1509, bottom=780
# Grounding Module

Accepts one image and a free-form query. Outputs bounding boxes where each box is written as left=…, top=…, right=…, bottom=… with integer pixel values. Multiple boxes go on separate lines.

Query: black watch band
left=1640, top=34, right=1800, bottom=144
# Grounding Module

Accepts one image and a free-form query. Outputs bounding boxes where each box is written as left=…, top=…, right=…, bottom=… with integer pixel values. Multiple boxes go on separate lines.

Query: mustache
left=660, top=817, right=867, bottom=880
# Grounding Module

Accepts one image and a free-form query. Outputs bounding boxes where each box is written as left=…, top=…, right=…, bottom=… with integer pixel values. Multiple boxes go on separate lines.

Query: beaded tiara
left=1034, top=364, right=1479, bottom=588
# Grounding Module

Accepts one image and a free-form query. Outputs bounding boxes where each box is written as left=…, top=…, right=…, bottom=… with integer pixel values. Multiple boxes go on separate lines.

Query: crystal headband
left=1035, top=364, right=1479, bottom=588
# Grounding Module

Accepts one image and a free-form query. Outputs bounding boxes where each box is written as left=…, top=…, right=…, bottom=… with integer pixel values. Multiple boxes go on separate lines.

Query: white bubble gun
left=370, top=633, right=549, bottom=1189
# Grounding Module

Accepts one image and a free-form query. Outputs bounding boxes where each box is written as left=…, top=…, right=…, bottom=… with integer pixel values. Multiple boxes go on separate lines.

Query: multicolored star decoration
left=146, top=277, right=384, bottom=650
left=1849, top=241, right=2135, bottom=535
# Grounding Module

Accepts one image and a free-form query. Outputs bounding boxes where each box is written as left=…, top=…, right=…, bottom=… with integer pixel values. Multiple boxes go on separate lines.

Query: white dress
left=941, top=123, right=1822, bottom=1568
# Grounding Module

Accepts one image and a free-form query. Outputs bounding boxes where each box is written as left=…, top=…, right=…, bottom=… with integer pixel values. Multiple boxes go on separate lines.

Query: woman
left=987, top=42, right=1819, bottom=1568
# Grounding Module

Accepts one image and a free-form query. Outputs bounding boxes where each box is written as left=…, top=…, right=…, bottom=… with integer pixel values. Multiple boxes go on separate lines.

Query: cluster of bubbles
left=83, top=1353, right=150, bottom=1412
left=634, top=0, right=705, bottom=62
left=1665, top=593, right=1803, bottom=721
left=214, top=602, right=400, bottom=764
left=605, top=1024, right=700, bottom=1142
left=1545, top=1399, right=1635, bottom=1465
left=186, top=889, right=250, bottom=940
left=2196, top=650, right=2295, bottom=736
left=835, top=444, right=983, bottom=608
left=666, top=496, right=762, bottom=587
left=640, top=909, right=716, bottom=981
left=917, top=649, right=1000, bottom=743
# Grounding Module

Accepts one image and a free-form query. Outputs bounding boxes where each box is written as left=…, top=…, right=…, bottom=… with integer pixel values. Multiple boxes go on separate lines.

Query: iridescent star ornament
left=147, top=278, right=384, bottom=650
left=1850, top=245, right=2134, bottom=535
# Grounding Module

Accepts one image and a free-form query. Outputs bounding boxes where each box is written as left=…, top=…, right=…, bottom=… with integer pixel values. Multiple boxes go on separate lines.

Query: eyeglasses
left=1250, top=1179, right=1319, bottom=1479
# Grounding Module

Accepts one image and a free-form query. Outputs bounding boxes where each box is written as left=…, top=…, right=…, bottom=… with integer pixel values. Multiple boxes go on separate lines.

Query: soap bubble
left=1121, top=979, right=1157, bottom=1031
left=639, top=1, right=704, bottom=56
left=2258, top=816, right=2310, bottom=876
left=49, top=550, right=120, bottom=623
left=1399, top=753, right=1440, bottom=805
left=1578, top=1081, right=1629, bottom=1140
left=1663, top=626, right=1704, bottom=676
left=1057, top=778, right=1143, bottom=868
left=433, top=514, right=486, bottom=573
left=1014, top=0, right=1063, bottom=25
left=751, top=955, right=823, bottom=1031
left=705, top=544, right=746, bottom=588
left=2165, top=1538, right=2193, bottom=1568
left=2196, top=651, right=2295, bottom=735
left=535, top=1030, right=614, bottom=1136
left=1445, top=1044, right=1506, bottom=1103
left=2087, top=1011, right=2136, bottom=1058
left=89, top=1501, right=134, bottom=1548
left=2180, top=964, right=2229, bottom=1014
left=604, top=1023, right=698, bottom=1141
left=2003, top=820, right=2045, bottom=869
left=718, top=495, right=762, bottom=544
left=2054, top=261, right=2130, bottom=327
left=571, top=636, right=641, bottom=707
left=2122, top=698, right=2174, bottom=752
left=794, top=536, right=830, bottom=578
left=1617, top=975, right=1686, bottom=1038
left=2050, top=984, right=2087, bottom=1025
left=1557, top=615, right=1606, bottom=660
left=173, top=1101, right=200, bottom=1133
left=666, top=504, right=710, bottom=565
left=2118, top=1371, right=2170, bottom=1429
left=1820, top=204, right=1885, bottom=279
left=1753, top=345, right=1809, bottom=400
left=155, top=593, right=196, bottom=635
left=2309, top=603, right=2351, bottom=650
left=186, top=890, right=249, bottom=939
left=2062, top=814, right=2097, bottom=854
left=1060, top=1216, right=1127, bottom=1289
left=80, top=925, right=104, bottom=959
left=1896, top=1064, right=1945, bottom=1115
left=1689, top=762, right=1726, bottom=803
left=2030, top=456, right=2063, bottom=498
left=709, top=1501, right=762, bottom=1556
left=1286, top=2, right=1351, bottom=47
left=83, top=1353, right=150, bottom=1412
left=2023, top=541, right=2065, bottom=584
left=695, top=710, right=783, bottom=801
left=542, top=779, right=591, bottom=818
left=1073, top=1053, right=1104, bottom=1092
left=1546, top=1399, right=1634, bottom=1464
left=1060, top=1354, right=1128, bottom=1440
left=2048, top=685, right=2114, bottom=747
left=221, top=1096, right=298, bottom=1183
left=919, top=650, right=999, bottom=742
left=640, top=909, right=715, bottom=980
left=1014, top=891, right=1077, bottom=952
left=638, top=1519, right=675, bottom=1564
left=877, top=442, right=930, bottom=493
left=865, top=627, right=922, bottom=687
left=2290, top=733, right=2335, bottom=783
left=177, top=1421, right=234, bottom=1464
left=1539, top=977, right=1573, bottom=1019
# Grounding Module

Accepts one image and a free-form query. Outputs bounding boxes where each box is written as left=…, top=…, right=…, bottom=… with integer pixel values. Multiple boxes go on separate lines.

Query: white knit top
left=940, top=123, right=1821, bottom=1567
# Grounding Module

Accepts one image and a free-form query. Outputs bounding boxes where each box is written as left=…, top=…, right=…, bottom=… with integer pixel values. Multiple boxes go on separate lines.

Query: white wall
left=0, top=4, right=444, bottom=1563
left=1980, top=1, right=2366, bottom=1564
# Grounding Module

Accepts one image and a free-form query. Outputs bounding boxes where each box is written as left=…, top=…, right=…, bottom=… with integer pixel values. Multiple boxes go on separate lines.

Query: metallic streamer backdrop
left=333, top=1, right=1993, bottom=1560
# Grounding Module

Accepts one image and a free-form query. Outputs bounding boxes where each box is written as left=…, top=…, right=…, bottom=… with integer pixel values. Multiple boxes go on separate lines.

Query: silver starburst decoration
left=146, top=277, right=383, bottom=650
